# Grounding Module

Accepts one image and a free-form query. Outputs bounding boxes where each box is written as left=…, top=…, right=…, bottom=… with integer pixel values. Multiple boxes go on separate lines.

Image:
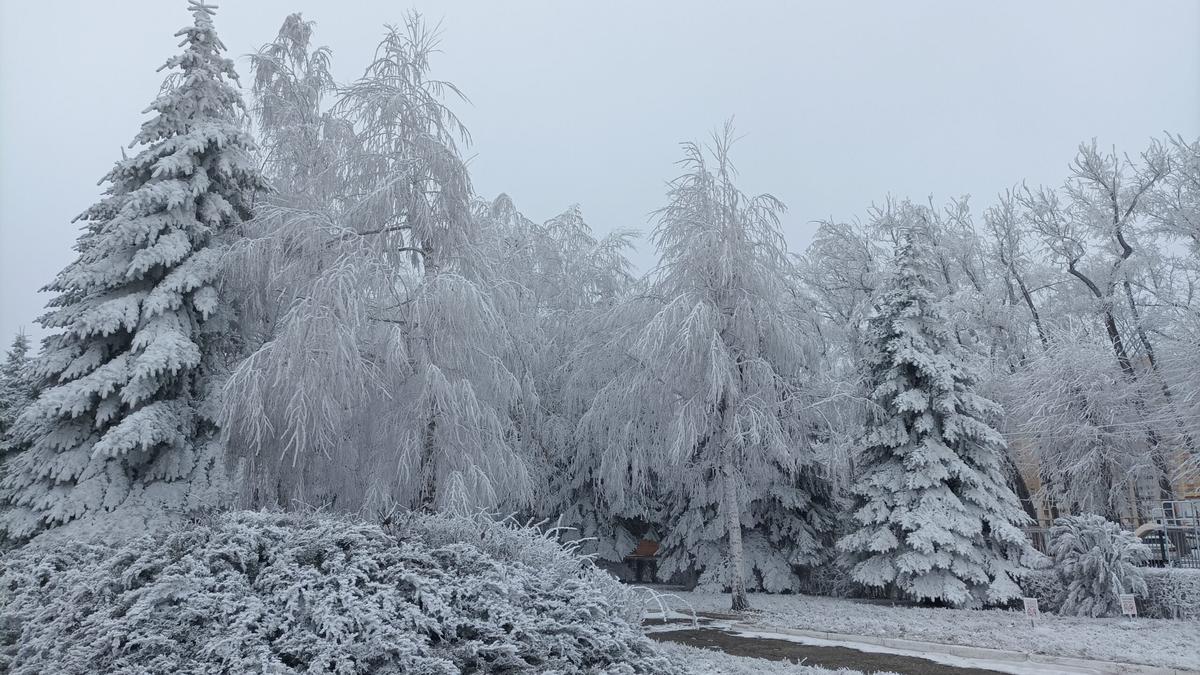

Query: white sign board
left=1119, top=593, right=1138, bottom=617
left=1022, top=597, right=1040, bottom=618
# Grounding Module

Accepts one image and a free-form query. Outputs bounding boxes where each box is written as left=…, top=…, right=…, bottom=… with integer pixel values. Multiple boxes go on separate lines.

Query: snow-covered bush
left=1017, top=568, right=1065, bottom=613
left=1142, top=567, right=1200, bottom=620
left=1021, top=565, right=1200, bottom=620
left=1049, top=514, right=1149, bottom=617
left=0, top=510, right=678, bottom=674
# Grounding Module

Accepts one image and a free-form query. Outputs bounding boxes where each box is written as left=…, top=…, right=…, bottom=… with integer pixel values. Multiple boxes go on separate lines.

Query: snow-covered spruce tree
left=0, top=1, right=264, bottom=540
left=224, top=14, right=528, bottom=514
left=0, top=331, right=35, bottom=539
left=0, top=332, right=34, bottom=450
left=837, top=229, right=1032, bottom=607
left=579, top=123, right=835, bottom=609
left=1049, top=514, right=1149, bottom=617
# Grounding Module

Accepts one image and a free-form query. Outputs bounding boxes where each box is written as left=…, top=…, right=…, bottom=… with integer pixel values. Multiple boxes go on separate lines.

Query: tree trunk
left=1012, top=272, right=1048, bottom=350
left=721, top=456, right=749, bottom=611
left=1099, top=459, right=1119, bottom=522
left=1002, top=451, right=1038, bottom=521
left=417, top=416, right=437, bottom=510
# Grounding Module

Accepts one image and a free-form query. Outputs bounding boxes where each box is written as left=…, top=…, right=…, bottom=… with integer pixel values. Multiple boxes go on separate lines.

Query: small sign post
left=1119, top=593, right=1138, bottom=618
left=1022, top=597, right=1039, bottom=628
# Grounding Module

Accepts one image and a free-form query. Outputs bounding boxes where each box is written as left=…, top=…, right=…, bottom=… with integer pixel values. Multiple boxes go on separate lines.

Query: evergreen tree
left=837, top=229, right=1032, bottom=607
left=0, top=331, right=34, bottom=450
left=0, top=1, right=265, bottom=540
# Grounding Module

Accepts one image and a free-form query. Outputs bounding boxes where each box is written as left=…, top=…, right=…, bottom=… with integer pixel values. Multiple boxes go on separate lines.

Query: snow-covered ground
left=656, top=641, right=869, bottom=675
left=654, top=591, right=1200, bottom=671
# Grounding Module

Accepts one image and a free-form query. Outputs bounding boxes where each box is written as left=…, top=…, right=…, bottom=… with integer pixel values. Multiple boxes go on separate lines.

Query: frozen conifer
left=837, top=229, right=1032, bottom=607
left=0, top=331, right=34, bottom=453
left=0, top=1, right=265, bottom=540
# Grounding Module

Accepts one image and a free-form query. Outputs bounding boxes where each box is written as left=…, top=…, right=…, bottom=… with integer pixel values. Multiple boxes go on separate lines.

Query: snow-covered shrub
left=0, top=510, right=678, bottom=674
left=1049, top=514, right=1149, bottom=617
left=1017, top=568, right=1065, bottom=613
left=1142, top=568, right=1200, bottom=620
left=1021, top=564, right=1199, bottom=620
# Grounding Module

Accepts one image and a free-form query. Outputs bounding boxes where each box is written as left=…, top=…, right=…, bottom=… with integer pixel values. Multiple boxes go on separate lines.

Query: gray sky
left=2, top=1, right=1198, bottom=344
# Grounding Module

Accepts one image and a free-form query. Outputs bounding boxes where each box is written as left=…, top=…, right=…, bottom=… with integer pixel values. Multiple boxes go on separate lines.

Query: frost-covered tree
left=0, top=1, right=264, bottom=540
left=224, top=13, right=528, bottom=514
left=796, top=198, right=1039, bottom=506
left=793, top=220, right=881, bottom=493
left=1150, top=135, right=1200, bottom=255
left=838, top=230, right=1032, bottom=607
left=480, top=195, right=637, bottom=526
left=1145, top=135, right=1200, bottom=473
left=1003, top=326, right=1160, bottom=521
left=0, top=330, right=35, bottom=522
left=579, top=123, right=834, bottom=609
left=0, top=332, right=34, bottom=449
left=1018, top=141, right=1178, bottom=500
left=1049, top=514, right=1148, bottom=617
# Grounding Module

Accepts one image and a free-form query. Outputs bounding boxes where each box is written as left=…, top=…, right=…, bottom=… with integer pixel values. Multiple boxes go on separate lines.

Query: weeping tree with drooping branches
left=223, top=13, right=529, bottom=515
left=480, top=195, right=639, bottom=524
left=578, top=122, right=835, bottom=610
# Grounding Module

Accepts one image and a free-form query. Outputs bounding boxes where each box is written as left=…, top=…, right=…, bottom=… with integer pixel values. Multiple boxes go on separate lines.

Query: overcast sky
left=2, top=1, right=1198, bottom=344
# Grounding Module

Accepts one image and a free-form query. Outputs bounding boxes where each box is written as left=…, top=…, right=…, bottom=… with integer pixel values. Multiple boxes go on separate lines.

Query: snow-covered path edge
left=644, top=609, right=1195, bottom=675
left=724, top=622, right=1196, bottom=675
left=651, top=591, right=1200, bottom=671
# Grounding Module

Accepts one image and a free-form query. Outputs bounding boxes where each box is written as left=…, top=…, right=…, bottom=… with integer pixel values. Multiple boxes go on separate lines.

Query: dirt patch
left=651, top=628, right=1011, bottom=675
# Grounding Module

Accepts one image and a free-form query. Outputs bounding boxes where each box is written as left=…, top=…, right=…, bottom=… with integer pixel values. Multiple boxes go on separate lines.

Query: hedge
left=1019, top=567, right=1200, bottom=619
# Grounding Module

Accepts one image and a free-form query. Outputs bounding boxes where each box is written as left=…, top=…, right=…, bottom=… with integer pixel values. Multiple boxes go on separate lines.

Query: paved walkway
left=643, top=614, right=1192, bottom=675
left=651, top=626, right=1007, bottom=674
